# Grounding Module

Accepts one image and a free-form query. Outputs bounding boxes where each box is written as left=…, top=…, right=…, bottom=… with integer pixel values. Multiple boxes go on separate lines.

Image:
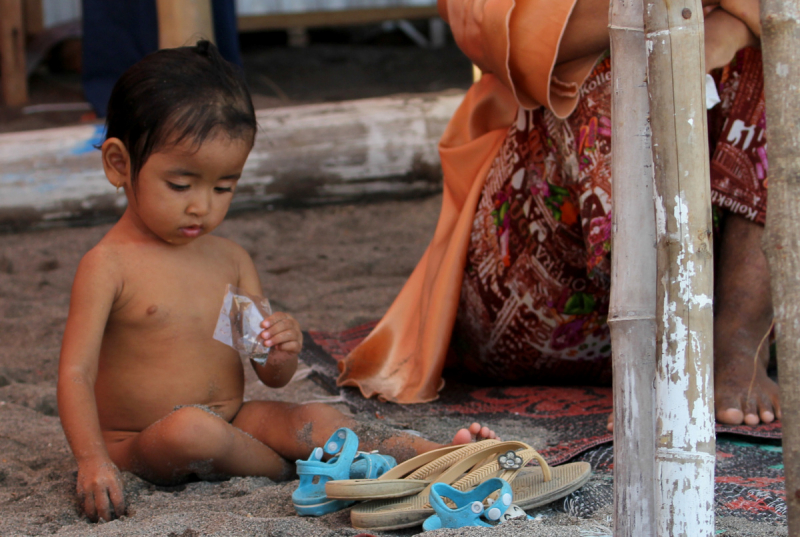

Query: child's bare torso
left=95, top=232, right=246, bottom=433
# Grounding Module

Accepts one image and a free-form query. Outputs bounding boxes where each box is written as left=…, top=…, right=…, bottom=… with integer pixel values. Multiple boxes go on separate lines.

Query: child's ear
left=101, top=138, right=131, bottom=189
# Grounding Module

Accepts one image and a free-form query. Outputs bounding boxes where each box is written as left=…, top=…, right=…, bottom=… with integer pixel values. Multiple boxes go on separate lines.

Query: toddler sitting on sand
left=57, top=41, right=495, bottom=523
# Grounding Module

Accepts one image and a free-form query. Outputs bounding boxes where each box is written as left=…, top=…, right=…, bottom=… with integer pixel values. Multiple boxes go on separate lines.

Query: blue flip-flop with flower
left=422, top=477, right=534, bottom=530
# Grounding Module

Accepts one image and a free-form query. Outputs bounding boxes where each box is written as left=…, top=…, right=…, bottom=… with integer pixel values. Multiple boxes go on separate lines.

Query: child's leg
left=104, top=406, right=295, bottom=485
left=232, top=401, right=496, bottom=464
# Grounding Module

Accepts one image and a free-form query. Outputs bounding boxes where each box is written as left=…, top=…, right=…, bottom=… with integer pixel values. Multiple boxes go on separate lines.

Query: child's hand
left=260, top=312, right=303, bottom=356
left=255, top=312, right=302, bottom=387
left=76, top=457, right=126, bottom=522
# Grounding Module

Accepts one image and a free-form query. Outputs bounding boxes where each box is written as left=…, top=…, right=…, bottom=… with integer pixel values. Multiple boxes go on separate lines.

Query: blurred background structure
left=0, top=0, right=473, bottom=230
left=0, top=0, right=468, bottom=128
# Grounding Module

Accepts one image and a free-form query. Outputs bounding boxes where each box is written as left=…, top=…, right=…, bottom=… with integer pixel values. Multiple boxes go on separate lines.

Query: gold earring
left=116, top=184, right=122, bottom=194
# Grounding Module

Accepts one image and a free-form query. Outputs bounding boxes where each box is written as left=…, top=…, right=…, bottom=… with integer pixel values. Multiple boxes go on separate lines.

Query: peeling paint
left=655, top=185, right=715, bottom=535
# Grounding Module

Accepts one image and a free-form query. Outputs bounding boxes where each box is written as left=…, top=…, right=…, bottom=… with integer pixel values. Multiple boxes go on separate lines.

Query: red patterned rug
left=305, top=322, right=780, bottom=462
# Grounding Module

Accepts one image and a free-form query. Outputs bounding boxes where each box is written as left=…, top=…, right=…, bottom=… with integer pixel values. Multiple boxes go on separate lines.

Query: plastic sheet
left=213, top=284, right=272, bottom=365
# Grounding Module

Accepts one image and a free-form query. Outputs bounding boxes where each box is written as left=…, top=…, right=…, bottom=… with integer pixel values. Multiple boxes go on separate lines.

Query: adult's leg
left=232, top=401, right=496, bottom=463
left=714, top=214, right=780, bottom=425
left=104, top=406, right=295, bottom=484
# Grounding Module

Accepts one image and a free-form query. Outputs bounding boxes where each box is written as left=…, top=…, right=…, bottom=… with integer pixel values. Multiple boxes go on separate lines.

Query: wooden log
left=644, top=0, right=716, bottom=535
left=0, top=0, right=28, bottom=106
left=608, top=0, right=657, bottom=535
left=759, top=0, right=800, bottom=533
left=0, top=91, right=462, bottom=230
left=156, top=0, right=215, bottom=49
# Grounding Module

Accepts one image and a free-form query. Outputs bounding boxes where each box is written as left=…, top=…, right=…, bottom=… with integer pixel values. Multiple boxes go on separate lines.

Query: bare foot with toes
left=451, top=422, right=499, bottom=444
left=607, top=215, right=780, bottom=432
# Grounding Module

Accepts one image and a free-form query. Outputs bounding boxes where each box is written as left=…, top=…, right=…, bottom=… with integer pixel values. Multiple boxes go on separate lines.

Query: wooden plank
left=237, top=6, right=439, bottom=32
left=0, top=0, right=28, bottom=106
left=0, top=91, right=463, bottom=230
left=156, top=0, right=215, bottom=49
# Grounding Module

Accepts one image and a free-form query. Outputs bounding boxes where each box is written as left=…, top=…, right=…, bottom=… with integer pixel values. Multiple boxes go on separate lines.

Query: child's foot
left=451, top=422, right=499, bottom=444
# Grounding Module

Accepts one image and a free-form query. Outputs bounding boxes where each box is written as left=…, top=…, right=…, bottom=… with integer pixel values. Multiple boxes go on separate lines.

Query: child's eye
left=215, top=186, right=234, bottom=193
left=167, top=182, right=190, bottom=191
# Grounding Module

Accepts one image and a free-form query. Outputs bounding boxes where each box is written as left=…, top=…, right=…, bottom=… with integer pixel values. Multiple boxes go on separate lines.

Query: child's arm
left=57, top=249, right=125, bottom=522
left=235, top=248, right=302, bottom=388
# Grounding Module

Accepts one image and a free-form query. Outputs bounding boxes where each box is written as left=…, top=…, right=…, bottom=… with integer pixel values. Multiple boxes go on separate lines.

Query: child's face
left=126, top=134, right=252, bottom=244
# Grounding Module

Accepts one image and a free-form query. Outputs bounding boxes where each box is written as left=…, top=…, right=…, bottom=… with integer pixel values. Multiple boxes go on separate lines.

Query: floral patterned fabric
left=451, top=49, right=768, bottom=384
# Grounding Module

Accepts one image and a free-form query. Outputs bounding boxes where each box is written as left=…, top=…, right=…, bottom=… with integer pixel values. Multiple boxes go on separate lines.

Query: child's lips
left=179, top=225, right=203, bottom=237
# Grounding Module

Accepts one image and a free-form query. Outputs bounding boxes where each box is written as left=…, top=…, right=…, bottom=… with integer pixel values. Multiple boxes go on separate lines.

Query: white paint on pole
left=645, top=0, right=716, bottom=533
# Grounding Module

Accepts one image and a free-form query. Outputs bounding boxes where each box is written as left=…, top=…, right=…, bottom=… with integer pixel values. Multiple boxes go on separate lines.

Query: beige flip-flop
left=325, top=439, right=501, bottom=501
left=350, top=441, right=592, bottom=531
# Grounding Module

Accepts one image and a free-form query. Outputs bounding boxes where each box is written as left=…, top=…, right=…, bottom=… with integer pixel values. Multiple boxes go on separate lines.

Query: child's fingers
left=94, top=487, right=113, bottom=522
left=261, top=317, right=302, bottom=342
left=82, top=489, right=98, bottom=522
left=263, top=328, right=302, bottom=348
left=261, top=312, right=297, bottom=330
left=276, top=340, right=302, bottom=354
left=109, top=482, right=126, bottom=519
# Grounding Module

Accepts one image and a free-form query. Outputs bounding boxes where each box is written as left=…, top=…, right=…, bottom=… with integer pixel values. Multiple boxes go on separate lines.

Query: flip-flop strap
left=452, top=446, right=552, bottom=492
left=351, top=451, right=396, bottom=479
left=362, top=439, right=501, bottom=482
left=296, top=427, right=359, bottom=481
left=406, top=440, right=502, bottom=480
left=418, top=441, right=533, bottom=498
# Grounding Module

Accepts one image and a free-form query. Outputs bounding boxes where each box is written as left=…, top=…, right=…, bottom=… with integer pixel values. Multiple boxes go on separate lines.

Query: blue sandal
left=293, top=428, right=396, bottom=516
left=422, top=478, right=532, bottom=530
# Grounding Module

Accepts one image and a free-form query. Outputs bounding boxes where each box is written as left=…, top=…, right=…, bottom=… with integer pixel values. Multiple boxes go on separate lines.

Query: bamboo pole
left=156, top=0, right=215, bottom=49
left=608, top=0, right=657, bottom=535
left=644, top=0, right=716, bottom=535
left=759, top=1, right=800, bottom=533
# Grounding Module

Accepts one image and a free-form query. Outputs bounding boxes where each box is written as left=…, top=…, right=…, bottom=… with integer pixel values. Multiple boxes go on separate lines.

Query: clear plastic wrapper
left=213, top=284, right=272, bottom=365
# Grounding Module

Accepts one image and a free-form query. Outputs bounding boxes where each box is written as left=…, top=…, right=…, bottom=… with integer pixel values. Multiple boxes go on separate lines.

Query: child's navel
left=146, top=305, right=158, bottom=315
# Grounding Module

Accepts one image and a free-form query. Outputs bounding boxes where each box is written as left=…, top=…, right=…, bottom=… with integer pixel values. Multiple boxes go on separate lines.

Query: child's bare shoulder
left=203, top=235, right=253, bottom=264
left=70, top=240, right=127, bottom=305
left=77, top=239, right=124, bottom=278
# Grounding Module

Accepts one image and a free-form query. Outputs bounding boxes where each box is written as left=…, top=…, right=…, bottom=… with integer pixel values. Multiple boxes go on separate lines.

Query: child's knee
left=291, top=403, right=352, bottom=445
left=294, top=402, right=347, bottom=426
left=157, top=406, right=232, bottom=461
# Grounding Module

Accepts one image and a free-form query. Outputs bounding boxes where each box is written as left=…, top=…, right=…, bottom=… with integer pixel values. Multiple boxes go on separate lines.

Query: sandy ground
left=0, top=197, right=787, bottom=537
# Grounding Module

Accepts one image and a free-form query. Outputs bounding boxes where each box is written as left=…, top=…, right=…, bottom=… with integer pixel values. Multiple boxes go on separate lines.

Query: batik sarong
left=450, top=48, right=768, bottom=384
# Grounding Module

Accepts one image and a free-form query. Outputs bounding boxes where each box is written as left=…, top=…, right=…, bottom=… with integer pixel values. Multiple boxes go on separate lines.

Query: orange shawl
left=337, top=0, right=600, bottom=403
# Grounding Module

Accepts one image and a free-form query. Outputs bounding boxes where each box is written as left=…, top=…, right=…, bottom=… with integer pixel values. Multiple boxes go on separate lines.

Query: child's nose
left=187, top=190, right=212, bottom=216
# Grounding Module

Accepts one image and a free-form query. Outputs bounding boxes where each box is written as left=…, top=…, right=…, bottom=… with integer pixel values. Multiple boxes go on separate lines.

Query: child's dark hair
left=104, top=40, right=256, bottom=185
